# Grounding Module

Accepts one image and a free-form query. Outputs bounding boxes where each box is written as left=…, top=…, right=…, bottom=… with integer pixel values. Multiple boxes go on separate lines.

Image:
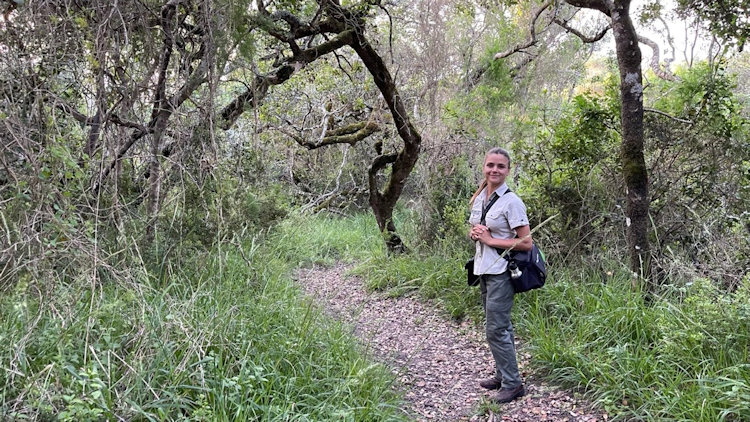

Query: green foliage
left=511, top=59, right=748, bottom=281
left=519, top=263, right=750, bottom=421
left=674, top=0, right=750, bottom=50
left=0, top=126, right=98, bottom=288
left=654, top=62, right=745, bottom=139
left=645, top=61, right=750, bottom=284
left=0, top=223, right=406, bottom=421
left=270, top=212, right=385, bottom=267
left=477, top=51, right=515, bottom=110
left=548, top=93, right=619, bottom=170
left=58, top=365, right=112, bottom=421
left=443, top=37, right=516, bottom=137
left=161, top=170, right=289, bottom=249
left=517, top=86, right=622, bottom=259
left=422, top=155, right=477, bottom=247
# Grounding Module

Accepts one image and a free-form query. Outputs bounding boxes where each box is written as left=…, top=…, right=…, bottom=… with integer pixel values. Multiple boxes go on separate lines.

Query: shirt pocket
left=487, top=210, right=502, bottom=220
left=485, top=210, right=505, bottom=230
left=469, top=209, right=482, bottom=225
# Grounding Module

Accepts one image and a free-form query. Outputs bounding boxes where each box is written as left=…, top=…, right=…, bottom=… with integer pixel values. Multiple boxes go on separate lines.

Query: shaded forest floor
left=295, top=263, right=610, bottom=422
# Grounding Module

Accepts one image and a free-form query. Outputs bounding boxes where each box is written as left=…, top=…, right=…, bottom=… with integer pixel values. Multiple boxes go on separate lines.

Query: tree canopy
left=1, top=0, right=748, bottom=285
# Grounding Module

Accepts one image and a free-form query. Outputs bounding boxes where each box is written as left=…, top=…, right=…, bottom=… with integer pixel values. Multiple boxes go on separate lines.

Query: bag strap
left=479, top=188, right=510, bottom=225
left=482, top=189, right=525, bottom=261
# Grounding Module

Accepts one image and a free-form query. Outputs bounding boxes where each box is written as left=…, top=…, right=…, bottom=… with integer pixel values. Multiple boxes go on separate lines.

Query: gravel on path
left=295, top=263, right=609, bottom=422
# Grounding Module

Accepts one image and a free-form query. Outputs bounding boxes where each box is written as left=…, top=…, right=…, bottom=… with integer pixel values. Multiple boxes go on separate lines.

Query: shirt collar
left=481, top=183, right=509, bottom=200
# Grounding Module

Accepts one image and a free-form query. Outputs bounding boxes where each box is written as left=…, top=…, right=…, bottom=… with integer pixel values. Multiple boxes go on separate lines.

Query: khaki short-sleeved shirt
left=468, top=184, right=529, bottom=275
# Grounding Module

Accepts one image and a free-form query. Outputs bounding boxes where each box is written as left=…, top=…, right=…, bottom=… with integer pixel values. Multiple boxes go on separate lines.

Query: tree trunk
left=219, top=2, right=423, bottom=253
left=145, top=131, right=162, bottom=244
left=369, top=193, right=407, bottom=254
left=610, top=0, right=651, bottom=280
left=349, top=29, right=422, bottom=254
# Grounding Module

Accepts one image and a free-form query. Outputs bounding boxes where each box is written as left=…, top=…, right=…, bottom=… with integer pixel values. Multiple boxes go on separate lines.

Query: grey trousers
left=480, top=272, right=522, bottom=388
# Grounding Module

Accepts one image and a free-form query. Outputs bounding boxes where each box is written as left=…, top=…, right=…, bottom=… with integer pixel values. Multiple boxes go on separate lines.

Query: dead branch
left=494, top=1, right=553, bottom=60
left=301, top=145, right=349, bottom=213
left=638, top=35, right=680, bottom=81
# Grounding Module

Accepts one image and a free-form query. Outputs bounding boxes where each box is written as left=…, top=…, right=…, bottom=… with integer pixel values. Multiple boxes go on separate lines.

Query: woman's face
left=483, top=153, right=510, bottom=187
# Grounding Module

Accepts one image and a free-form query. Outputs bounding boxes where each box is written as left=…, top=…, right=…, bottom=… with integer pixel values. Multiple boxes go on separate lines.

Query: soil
left=294, top=263, right=610, bottom=422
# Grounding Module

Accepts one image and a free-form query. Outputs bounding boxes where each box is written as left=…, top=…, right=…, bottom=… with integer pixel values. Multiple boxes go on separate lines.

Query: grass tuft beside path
left=0, top=213, right=406, bottom=421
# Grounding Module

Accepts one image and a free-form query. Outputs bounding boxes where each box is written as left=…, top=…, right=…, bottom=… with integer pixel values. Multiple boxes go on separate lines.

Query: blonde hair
left=469, top=147, right=512, bottom=206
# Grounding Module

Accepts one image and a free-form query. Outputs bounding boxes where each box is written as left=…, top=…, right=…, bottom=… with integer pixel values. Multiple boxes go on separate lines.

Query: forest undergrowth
left=3, top=2, right=749, bottom=421
left=1, top=212, right=749, bottom=421
left=0, top=214, right=407, bottom=421
left=283, top=213, right=750, bottom=422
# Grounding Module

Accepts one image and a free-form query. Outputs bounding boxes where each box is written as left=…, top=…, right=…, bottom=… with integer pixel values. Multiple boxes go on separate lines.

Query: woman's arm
left=474, top=224, right=533, bottom=251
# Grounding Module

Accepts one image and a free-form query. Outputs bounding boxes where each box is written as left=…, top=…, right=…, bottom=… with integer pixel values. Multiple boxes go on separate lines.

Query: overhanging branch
left=285, top=121, right=381, bottom=150
left=219, top=29, right=354, bottom=129
left=465, top=1, right=554, bottom=89
left=644, top=107, right=693, bottom=124
left=553, top=17, right=610, bottom=43
left=494, top=1, right=553, bottom=60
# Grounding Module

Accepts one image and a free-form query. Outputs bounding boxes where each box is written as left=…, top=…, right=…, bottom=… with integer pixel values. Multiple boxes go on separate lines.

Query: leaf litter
left=295, top=264, right=609, bottom=422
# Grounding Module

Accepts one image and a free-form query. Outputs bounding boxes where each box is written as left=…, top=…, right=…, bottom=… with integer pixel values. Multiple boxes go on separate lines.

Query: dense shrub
left=510, top=61, right=749, bottom=284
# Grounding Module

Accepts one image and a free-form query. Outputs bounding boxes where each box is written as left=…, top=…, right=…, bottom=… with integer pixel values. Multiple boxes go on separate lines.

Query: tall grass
left=349, top=253, right=483, bottom=321
left=6, top=210, right=746, bottom=421
left=518, top=269, right=750, bottom=421
left=0, top=214, right=408, bottom=421
left=280, top=212, right=750, bottom=422
left=269, top=211, right=387, bottom=266
left=345, top=207, right=485, bottom=322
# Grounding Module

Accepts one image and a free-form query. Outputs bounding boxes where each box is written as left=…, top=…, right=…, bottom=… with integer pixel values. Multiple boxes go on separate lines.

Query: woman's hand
left=470, top=224, right=490, bottom=242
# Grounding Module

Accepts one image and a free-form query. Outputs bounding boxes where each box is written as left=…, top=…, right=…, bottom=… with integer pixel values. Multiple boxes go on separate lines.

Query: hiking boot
left=478, top=377, right=502, bottom=390
left=491, top=384, right=525, bottom=403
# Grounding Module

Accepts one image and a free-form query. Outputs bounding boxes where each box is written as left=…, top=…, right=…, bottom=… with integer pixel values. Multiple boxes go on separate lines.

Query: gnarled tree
left=221, top=0, right=423, bottom=252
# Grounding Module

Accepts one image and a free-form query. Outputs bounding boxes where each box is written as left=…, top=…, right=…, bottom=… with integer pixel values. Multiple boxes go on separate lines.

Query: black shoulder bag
left=504, top=243, right=547, bottom=293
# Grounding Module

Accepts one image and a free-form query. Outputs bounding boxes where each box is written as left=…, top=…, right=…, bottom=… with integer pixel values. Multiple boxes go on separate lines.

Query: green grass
left=4, top=211, right=748, bottom=421
left=277, top=212, right=750, bottom=422
left=269, top=211, right=387, bottom=266
left=514, top=270, right=750, bottom=421
left=0, top=214, right=408, bottom=421
left=350, top=253, right=483, bottom=321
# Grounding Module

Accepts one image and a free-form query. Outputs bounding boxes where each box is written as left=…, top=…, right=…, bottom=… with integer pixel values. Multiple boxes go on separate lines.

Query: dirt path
left=295, top=263, right=608, bottom=422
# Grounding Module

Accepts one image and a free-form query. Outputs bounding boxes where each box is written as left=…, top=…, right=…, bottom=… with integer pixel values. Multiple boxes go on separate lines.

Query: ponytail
left=469, top=179, right=487, bottom=207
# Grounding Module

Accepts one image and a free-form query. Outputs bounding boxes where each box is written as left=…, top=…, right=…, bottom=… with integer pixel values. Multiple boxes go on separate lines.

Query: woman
left=468, top=147, right=532, bottom=404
